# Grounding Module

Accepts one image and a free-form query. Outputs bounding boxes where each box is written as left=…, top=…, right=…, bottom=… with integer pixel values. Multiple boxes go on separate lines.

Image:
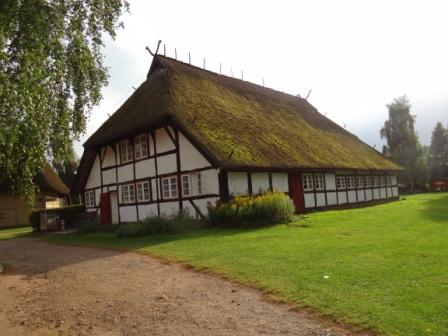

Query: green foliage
left=29, top=204, right=85, bottom=231
left=53, top=143, right=79, bottom=189
left=380, top=96, right=428, bottom=191
left=0, top=0, right=128, bottom=202
left=208, top=192, right=295, bottom=227
left=429, top=122, right=448, bottom=181
left=116, top=215, right=205, bottom=238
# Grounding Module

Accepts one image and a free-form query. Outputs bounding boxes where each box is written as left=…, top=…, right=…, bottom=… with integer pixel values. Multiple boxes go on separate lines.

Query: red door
left=289, top=174, right=305, bottom=213
left=100, top=193, right=111, bottom=224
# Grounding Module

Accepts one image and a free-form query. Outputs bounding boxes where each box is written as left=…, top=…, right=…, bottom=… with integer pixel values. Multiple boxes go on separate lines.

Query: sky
left=75, top=0, right=448, bottom=157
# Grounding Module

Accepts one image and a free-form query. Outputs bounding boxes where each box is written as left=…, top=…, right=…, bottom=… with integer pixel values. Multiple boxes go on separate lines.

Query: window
left=85, top=190, right=95, bottom=207
left=365, top=176, right=372, bottom=187
left=379, top=176, right=385, bottom=186
left=134, top=134, right=148, bottom=160
left=336, top=176, right=346, bottom=189
left=197, top=173, right=202, bottom=194
left=120, top=140, right=133, bottom=163
left=181, top=175, right=191, bottom=196
left=314, top=173, right=325, bottom=191
left=136, top=181, right=150, bottom=202
left=122, top=184, right=135, bottom=203
left=387, top=176, right=392, bottom=185
left=372, top=176, right=379, bottom=187
left=302, top=173, right=314, bottom=191
left=346, top=176, right=355, bottom=189
left=162, top=176, right=178, bottom=199
left=356, top=176, right=364, bottom=188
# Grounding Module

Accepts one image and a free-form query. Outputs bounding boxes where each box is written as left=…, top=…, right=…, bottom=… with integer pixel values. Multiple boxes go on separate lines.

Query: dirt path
left=0, top=238, right=355, bottom=336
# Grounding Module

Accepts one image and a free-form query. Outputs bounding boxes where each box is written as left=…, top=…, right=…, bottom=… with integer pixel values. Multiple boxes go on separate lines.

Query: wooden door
left=100, top=192, right=111, bottom=224
left=289, top=173, right=305, bottom=213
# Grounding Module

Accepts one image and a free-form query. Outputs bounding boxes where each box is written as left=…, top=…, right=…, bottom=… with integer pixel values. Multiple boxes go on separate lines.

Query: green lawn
left=4, top=193, right=448, bottom=335
left=0, top=226, right=32, bottom=240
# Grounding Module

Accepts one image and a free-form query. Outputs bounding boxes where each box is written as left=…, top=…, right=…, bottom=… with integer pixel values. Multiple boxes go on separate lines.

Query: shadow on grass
left=418, top=193, right=448, bottom=223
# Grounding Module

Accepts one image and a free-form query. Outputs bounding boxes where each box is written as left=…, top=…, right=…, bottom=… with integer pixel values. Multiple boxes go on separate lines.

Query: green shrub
left=29, top=204, right=86, bottom=231
left=116, top=214, right=205, bottom=238
left=208, top=192, right=295, bottom=227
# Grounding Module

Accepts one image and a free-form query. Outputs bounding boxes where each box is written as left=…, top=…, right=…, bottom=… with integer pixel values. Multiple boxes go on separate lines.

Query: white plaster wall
left=357, top=190, right=365, bottom=202
left=373, top=189, right=380, bottom=200
left=271, top=173, right=288, bottom=192
left=348, top=190, right=357, bottom=203
left=327, top=192, right=337, bottom=205
left=159, top=201, right=180, bottom=217
left=316, top=193, right=326, bottom=207
left=304, top=194, right=315, bottom=208
left=392, top=186, right=399, bottom=197
left=365, top=189, right=373, bottom=201
left=120, top=206, right=137, bottom=222
left=151, top=179, right=158, bottom=201
left=180, top=201, right=195, bottom=218
left=102, top=169, right=116, bottom=185
left=325, top=174, right=336, bottom=190
left=193, top=197, right=219, bottom=216
left=156, top=127, right=176, bottom=153
left=338, top=192, right=347, bottom=204
left=228, top=172, right=248, bottom=195
left=380, top=188, right=386, bottom=199
left=178, top=133, right=210, bottom=170
left=102, top=146, right=116, bottom=168
left=138, top=204, right=158, bottom=219
left=251, top=173, right=270, bottom=194
left=109, top=185, right=117, bottom=192
left=117, top=164, right=133, bottom=183
left=157, top=154, right=177, bottom=175
left=135, top=158, right=156, bottom=179
left=201, top=169, right=220, bottom=194
left=85, top=156, right=101, bottom=189
left=387, top=187, right=393, bottom=198
left=93, top=189, right=101, bottom=207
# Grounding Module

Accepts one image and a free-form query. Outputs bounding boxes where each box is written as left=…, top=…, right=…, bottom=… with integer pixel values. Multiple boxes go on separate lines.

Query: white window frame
left=136, top=180, right=150, bottom=202
left=122, top=183, right=135, bottom=203
left=387, top=176, right=392, bottom=186
left=302, top=173, right=314, bottom=191
left=356, top=176, right=364, bottom=188
left=336, top=176, right=346, bottom=190
left=85, top=190, right=95, bottom=208
left=365, top=176, right=372, bottom=188
left=372, top=176, right=379, bottom=187
left=346, top=176, right=355, bottom=189
left=314, top=173, right=325, bottom=191
left=162, top=176, right=178, bottom=199
left=134, top=134, right=148, bottom=160
left=379, top=176, right=385, bottom=186
left=120, top=140, right=133, bottom=163
left=181, top=175, right=191, bottom=196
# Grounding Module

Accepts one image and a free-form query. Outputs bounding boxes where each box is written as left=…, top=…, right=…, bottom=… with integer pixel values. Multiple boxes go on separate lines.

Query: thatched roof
left=0, top=164, right=69, bottom=197
left=35, top=164, right=70, bottom=196
left=83, top=55, right=400, bottom=172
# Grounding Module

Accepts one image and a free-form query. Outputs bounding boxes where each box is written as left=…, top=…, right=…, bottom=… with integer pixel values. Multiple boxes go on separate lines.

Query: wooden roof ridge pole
left=145, top=40, right=162, bottom=56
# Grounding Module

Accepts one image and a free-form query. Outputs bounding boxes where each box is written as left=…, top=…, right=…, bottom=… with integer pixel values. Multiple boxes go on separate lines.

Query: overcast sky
left=75, top=0, right=448, bottom=157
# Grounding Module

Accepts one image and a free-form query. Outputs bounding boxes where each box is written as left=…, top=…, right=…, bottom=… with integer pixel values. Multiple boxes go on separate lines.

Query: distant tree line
left=380, top=96, right=448, bottom=192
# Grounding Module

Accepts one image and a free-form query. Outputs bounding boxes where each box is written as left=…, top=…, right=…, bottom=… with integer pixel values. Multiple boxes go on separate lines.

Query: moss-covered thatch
left=85, top=55, right=400, bottom=171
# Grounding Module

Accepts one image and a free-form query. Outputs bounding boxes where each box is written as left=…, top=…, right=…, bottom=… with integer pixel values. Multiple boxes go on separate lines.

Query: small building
left=0, top=164, right=69, bottom=228
left=72, top=55, right=401, bottom=224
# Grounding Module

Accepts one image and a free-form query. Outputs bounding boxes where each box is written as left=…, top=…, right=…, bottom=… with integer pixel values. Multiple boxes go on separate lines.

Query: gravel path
left=0, top=238, right=357, bottom=336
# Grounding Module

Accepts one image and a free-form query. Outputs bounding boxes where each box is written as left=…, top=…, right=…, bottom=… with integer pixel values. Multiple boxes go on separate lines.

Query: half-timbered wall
left=226, top=170, right=398, bottom=211
left=83, top=126, right=219, bottom=222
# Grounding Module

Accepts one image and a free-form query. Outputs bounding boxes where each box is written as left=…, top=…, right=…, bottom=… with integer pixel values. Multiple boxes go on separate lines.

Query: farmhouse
left=72, top=55, right=401, bottom=223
